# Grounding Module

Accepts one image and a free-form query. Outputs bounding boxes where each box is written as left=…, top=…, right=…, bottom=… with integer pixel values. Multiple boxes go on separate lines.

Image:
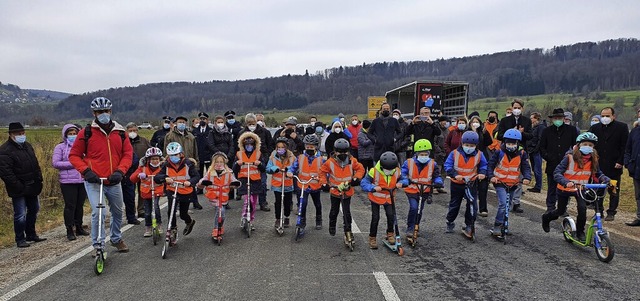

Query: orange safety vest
left=368, top=168, right=400, bottom=205
left=557, top=155, right=592, bottom=192
left=139, top=165, right=163, bottom=199
left=270, top=152, right=294, bottom=188
left=404, top=159, right=434, bottom=194
left=165, top=161, right=193, bottom=195
left=327, top=158, right=355, bottom=197
left=450, top=149, right=481, bottom=184
left=484, top=122, right=501, bottom=151
left=204, top=171, right=232, bottom=204
left=297, top=154, right=322, bottom=190
left=493, top=151, right=522, bottom=185
left=237, top=150, right=262, bottom=181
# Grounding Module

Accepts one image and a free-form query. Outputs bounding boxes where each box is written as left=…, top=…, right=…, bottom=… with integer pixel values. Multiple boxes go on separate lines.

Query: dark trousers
left=260, top=173, right=268, bottom=207
left=12, top=195, right=40, bottom=243
left=299, top=190, right=321, bottom=227
left=167, top=193, right=193, bottom=229
left=446, top=183, right=478, bottom=227
left=121, top=180, right=137, bottom=222
left=547, top=189, right=587, bottom=233
left=546, top=171, right=559, bottom=211
left=329, top=195, right=352, bottom=232
left=274, top=191, right=292, bottom=219
left=530, top=153, right=543, bottom=190
left=350, top=148, right=358, bottom=160
left=369, top=202, right=393, bottom=237
left=601, top=173, right=621, bottom=215
left=478, top=179, right=489, bottom=212
left=60, top=183, right=86, bottom=228
left=143, top=197, right=162, bottom=227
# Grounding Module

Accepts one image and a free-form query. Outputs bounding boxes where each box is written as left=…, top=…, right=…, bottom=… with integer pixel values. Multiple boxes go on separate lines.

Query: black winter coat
left=192, top=126, right=214, bottom=163
left=539, top=124, right=579, bottom=174
left=0, top=138, right=43, bottom=197
left=405, top=120, right=442, bottom=145
left=325, top=132, right=350, bottom=156
left=150, top=128, right=170, bottom=148
left=208, top=127, right=235, bottom=161
left=624, top=126, right=640, bottom=179
left=240, top=126, right=276, bottom=161
left=589, top=120, right=629, bottom=177
left=526, top=123, right=546, bottom=154
left=497, top=115, right=533, bottom=145
left=368, top=116, right=401, bottom=161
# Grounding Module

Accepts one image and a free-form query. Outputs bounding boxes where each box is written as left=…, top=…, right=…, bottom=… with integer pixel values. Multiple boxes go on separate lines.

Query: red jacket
left=347, top=123, right=362, bottom=149
left=69, top=121, right=133, bottom=185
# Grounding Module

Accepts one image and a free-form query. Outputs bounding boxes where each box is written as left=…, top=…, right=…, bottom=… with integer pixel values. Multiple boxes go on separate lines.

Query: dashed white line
left=373, top=271, right=401, bottom=301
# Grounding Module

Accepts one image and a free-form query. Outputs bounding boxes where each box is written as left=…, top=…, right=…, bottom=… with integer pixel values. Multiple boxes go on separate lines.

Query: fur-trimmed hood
left=237, top=131, right=261, bottom=152
left=139, top=155, right=166, bottom=167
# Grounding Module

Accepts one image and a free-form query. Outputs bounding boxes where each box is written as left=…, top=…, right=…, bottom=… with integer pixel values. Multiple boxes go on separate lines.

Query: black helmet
left=302, top=134, right=319, bottom=145
left=379, top=151, right=398, bottom=170
left=275, top=137, right=289, bottom=145
left=334, top=138, right=350, bottom=152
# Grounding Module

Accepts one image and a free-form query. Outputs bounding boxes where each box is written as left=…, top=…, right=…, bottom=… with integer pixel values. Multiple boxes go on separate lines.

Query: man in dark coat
left=368, top=103, right=401, bottom=161
left=623, top=108, right=640, bottom=226
left=589, top=107, right=629, bottom=221
left=150, top=115, right=172, bottom=148
left=527, top=112, right=546, bottom=193
left=0, top=122, right=46, bottom=248
left=539, top=108, right=579, bottom=212
left=193, top=112, right=214, bottom=176
left=405, top=107, right=441, bottom=147
left=497, top=99, right=533, bottom=145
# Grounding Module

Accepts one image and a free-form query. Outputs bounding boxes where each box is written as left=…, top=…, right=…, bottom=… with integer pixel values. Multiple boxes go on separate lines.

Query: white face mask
left=471, top=122, right=480, bottom=129
left=351, top=120, right=358, bottom=126
left=257, top=121, right=265, bottom=127
left=334, top=127, right=342, bottom=133
left=600, top=116, right=612, bottom=125
left=128, top=132, right=138, bottom=139
left=512, top=108, right=522, bottom=116
left=383, top=168, right=395, bottom=176
left=217, top=123, right=225, bottom=129
left=248, top=125, right=257, bottom=132
left=393, top=115, right=400, bottom=120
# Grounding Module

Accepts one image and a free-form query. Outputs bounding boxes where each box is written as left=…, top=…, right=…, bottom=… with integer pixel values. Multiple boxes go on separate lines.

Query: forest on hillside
left=2, top=38, right=639, bottom=124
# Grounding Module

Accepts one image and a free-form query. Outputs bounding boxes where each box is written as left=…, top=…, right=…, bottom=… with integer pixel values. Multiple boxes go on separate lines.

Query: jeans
left=329, top=195, right=352, bottom=232
left=121, top=180, right=137, bottom=223
left=212, top=202, right=226, bottom=230
left=143, top=197, right=162, bottom=227
left=493, top=185, right=516, bottom=225
left=299, top=190, right=321, bottom=227
left=60, top=183, right=86, bottom=228
left=369, top=202, right=393, bottom=237
left=546, top=172, right=558, bottom=211
left=446, top=183, right=478, bottom=227
left=512, top=183, right=522, bottom=206
left=84, top=182, right=124, bottom=248
left=406, top=196, right=426, bottom=234
left=12, top=195, right=40, bottom=243
left=530, top=153, right=543, bottom=190
left=274, top=191, right=292, bottom=219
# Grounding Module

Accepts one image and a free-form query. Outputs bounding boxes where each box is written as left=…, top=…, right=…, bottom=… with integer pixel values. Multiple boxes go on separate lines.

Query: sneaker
left=225, top=203, right=231, bottom=209
left=329, top=226, right=336, bottom=236
left=368, top=236, right=378, bottom=249
left=143, top=227, right=152, bottom=237
left=111, top=240, right=129, bottom=252
left=479, top=211, right=488, bottom=217
left=445, top=222, right=455, bottom=233
left=462, top=226, right=473, bottom=238
left=491, top=225, right=502, bottom=236
left=527, top=188, right=541, bottom=193
left=283, top=217, right=290, bottom=228
left=437, top=188, right=447, bottom=194
left=212, top=228, right=219, bottom=238
left=17, top=241, right=30, bottom=248
left=275, top=219, right=281, bottom=228
left=183, top=219, right=196, bottom=235
left=250, top=224, right=256, bottom=231
left=26, top=236, right=47, bottom=243
left=576, top=231, right=586, bottom=242
left=128, top=219, right=141, bottom=225
left=387, top=232, right=396, bottom=244
left=157, top=225, right=163, bottom=234
left=170, top=229, right=178, bottom=246
left=426, top=195, right=433, bottom=204
left=76, top=226, right=90, bottom=236
left=512, top=204, right=524, bottom=213
left=315, top=220, right=322, bottom=230
left=541, top=213, right=551, bottom=233
left=604, top=214, right=615, bottom=221
left=405, top=234, right=414, bottom=245
left=260, top=204, right=271, bottom=212
left=194, top=203, right=203, bottom=210
left=625, top=219, right=640, bottom=227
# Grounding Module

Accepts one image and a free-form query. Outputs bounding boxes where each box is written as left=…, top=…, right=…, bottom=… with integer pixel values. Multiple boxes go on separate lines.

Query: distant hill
left=2, top=38, right=640, bottom=124
left=0, top=82, right=71, bottom=104
left=24, top=89, right=71, bottom=101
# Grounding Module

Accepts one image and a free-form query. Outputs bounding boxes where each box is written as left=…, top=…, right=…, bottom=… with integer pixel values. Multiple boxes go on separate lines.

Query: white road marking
left=0, top=201, right=169, bottom=301
left=340, top=205, right=362, bottom=234
left=373, top=271, right=401, bottom=301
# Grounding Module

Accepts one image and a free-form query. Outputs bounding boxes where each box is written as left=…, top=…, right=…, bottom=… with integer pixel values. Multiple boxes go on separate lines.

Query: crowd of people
left=2, top=96, right=640, bottom=253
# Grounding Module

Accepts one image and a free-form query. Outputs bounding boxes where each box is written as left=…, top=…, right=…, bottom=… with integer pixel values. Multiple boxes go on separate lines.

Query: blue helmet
left=503, top=129, right=522, bottom=141
left=461, top=131, right=479, bottom=145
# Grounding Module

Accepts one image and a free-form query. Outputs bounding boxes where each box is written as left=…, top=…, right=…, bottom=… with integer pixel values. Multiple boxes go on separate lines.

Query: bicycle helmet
left=503, top=128, right=522, bottom=141
left=302, top=134, right=319, bottom=145
left=211, top=151, right=228, bottom=163
left=166, top=142, right=183, bottom=155
left=275, top=137, right=289, bottom=146
left=413, top=139, right=432, bottom=152
left=576, top=132, right=598, bottom=144
left=379, top=151, right=398, bottom=170
left=461, top=131, right=479, bottom=145
left=90, top=97, right=112, bottom=111
left=334, top=138, right=350, bottom=152
left=145, top=147, right=163, bottom=158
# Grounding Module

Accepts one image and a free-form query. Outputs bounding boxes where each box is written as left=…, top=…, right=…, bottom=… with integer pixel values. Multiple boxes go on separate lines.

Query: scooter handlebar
left=293, top=175, right=318, bottom=185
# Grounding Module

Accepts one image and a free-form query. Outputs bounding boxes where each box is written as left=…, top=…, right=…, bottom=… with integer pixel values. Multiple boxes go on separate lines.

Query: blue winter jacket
left=487, top=146, right=532, bottom=183
left=443, top=147, right=488, bottom=179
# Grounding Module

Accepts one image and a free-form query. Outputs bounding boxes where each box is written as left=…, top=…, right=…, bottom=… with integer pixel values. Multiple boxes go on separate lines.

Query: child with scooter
left=444, top=131, right=487, bottom=238
left=155, top=142, right=199, bottom=245
left=401, top=139, right=443, bottom=246
left=266, top=137, right=297, bottom=234
left=130, top=147, right=165, bottom=237
left=233, top=132, right=266, bottom=233
left=361, top=151, right=407, bottom=250
left=289, top=134, right=325, bottom=238
left=542, top=132, right=610, bottom=242
left=487, top=129, right=531, bottom=239
left=320, top=138, right=365, bottom=249
left=197, top=152, right=240, bottom=243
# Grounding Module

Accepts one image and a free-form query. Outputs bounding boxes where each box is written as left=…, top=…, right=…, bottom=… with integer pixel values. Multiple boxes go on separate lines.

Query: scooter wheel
left=594, top=233, right=615, bottom=263
left=562, top=219, right=574, bottom=243
left=152, top=229, right=159, bottom=246
left=217, top=237, right=222, bottom=246
left=94, top=253, right=104, bottom=275
left=162, top=241, right=168, bottom=259
left=397, top=247, right=404, bottom=256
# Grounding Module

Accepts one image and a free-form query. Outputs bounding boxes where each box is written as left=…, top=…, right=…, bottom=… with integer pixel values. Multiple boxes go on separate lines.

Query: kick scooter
left=293, top=175, right=317, bottom=242
left=94, top=178, right=108, bottom=275
left=381, top=188, right=404, bottom=256
left=162, top=181, right=183, bottom=259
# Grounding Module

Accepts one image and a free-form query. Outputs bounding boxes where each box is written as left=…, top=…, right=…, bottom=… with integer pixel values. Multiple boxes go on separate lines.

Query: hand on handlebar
left=477, top=174, right=486, bottom=180
left=374, top=186, right=382, bottom=192
left=522, top=179, right=531, bottom=185
left=454, top=175, right=464, bottom=181
left=165, top=177, right=174, bottom=184
left=490, top=177, right=498, bottom=184
left=566, top=182, right=575, bottom=188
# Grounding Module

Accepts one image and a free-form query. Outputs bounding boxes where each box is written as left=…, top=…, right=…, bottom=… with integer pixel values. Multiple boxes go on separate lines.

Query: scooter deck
left=382, top=239, right=400, bottom=252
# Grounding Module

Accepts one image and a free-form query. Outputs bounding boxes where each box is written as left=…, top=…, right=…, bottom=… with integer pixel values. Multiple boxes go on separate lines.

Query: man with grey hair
left=241, top=113, right=275, bottom=211
left=125, top=122, right=151, bottom=218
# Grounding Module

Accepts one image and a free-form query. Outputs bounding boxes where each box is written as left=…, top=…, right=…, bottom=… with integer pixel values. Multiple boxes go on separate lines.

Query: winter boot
left=387, top=232, right=396, bottom=244
left=275, top=219, right=281, bottom=229
left=541, top=213, right=551, bottom=233
left=183, top=219, right=196, bottom=235
left=405, top=234, right=414, bottom=245
left=315, top=218, right=322, bottom=230
left=368, top=236, right=378, bottom=249
left=284, top=217, right=290, bottom=228
left=512, top=204, right=524, bottom=213
left=66, top=227, right=77, bottom=241
left=445, top=221, right=455, bottom=233
left=462, top=225, right=473, bottom=238
left=76, top=225, right=90, bottom=236
left=491, top=223, right=502, bottom=236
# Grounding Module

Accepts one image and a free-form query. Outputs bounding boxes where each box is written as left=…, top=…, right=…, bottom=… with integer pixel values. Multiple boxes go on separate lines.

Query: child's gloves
left=338, top=182, right=350, bottom=192
left=138, top=172, right=147, bottom=180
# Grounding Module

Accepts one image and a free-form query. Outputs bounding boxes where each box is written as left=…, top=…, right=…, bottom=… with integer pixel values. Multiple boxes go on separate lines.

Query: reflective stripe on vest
left=166, top=162, right=193, bottom=194
left=368, top=168, right=399, bottom=205
left=404, top=159, right=434, bottom=194
left=204, top=172, right=231, bottom=203
left=493, top=151, right=521, bottom=185
left=557, top=155, right=592, bottom=192
left=237, top=150, right=262, bottom=181
left=328, top=159, right=354, bottom=197
left=451, top=150, right=481, bottom=184
left=270, top=152, right=294, bottom=187
left=297, top=154, right=322, bottom=190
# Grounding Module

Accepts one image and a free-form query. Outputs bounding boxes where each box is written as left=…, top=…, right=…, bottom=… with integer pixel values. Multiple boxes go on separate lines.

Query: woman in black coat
left=325, top=121, right=350, bottom=156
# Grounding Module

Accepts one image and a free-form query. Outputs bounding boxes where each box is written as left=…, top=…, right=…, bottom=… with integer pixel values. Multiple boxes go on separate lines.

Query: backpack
left=84, top=124, right=126, bottom=152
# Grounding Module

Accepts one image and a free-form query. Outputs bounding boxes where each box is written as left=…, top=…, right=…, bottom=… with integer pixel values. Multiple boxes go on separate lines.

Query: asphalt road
left=2, top=184, right=640, bottom=301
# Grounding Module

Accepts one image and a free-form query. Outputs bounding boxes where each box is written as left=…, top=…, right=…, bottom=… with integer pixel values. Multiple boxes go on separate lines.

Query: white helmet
left=166, top=142, right=182, bottom=155
left=90, top=97, right=112, bottom=111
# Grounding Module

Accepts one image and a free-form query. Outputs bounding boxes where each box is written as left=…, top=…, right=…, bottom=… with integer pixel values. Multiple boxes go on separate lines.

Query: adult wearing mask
left=164, top=116, right=202, bottom=210
left=225, top=110, right=243, bottom=166
left=368, top=103, right=401, bottom=162
left=564, top=111, right=581, bottom=135
left=358, top=120, right=375, bottom=172
left=433, top=116, right=450, bottom=194
left=406, top=106, right=441, bottom=151
left=69, top=97, right=133, bottom=253
left=326, top=121, right=350, bottom=156
left=0, top=122, right=46, bottom=248
left=347, top=114, right=362, bottom=158
left=53, top=124, right=90, bottom=241
left=125, top=122, right=149, bottom=220
left=539, top=108, right=579, bottom=213
left=589, top=107, right=629, bottom=221
left=469, top=116, right=493, bottom=216
left=305, top=116, right=318, bottom=135
left=484, top=111, right=501, bottom=159
left=445, top=117, right=468, bottom=155
left=211, top=115, right=237, bottom=201
left=590, top=115, right=601, bottom=127
left=497, top=99, right=532, bottom=145
left=526, top=112, right=546, bottom=193
left=242, top=113, right=275, bottom=211
left=193, top=112, right=214, bottom=183
left=314, top=122, right=329, bottom=157
left=624, top=108, right=640, bottom=226
left=150, top=115, right=172, bottom=148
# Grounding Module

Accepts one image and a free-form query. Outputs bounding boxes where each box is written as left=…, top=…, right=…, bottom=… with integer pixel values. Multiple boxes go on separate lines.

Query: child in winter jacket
left=233, top=132, right=266, bottom=230
left=266, top=137, right=297, bottom=229
left=197, top=152, right=240, bottom=239
left=289, top=134, right=325, bottom=234
left=130, top=147, right=165, bottom=237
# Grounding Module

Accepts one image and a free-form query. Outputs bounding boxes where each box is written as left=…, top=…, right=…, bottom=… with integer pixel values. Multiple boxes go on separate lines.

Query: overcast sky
left=1, top=0, right=639, bottom=94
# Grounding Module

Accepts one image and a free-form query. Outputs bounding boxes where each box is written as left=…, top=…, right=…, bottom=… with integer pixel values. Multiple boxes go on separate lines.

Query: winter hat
left=362, top=120, right=371, bottom=129
left=564, top=112, right=573, bottom=121
left=468, top=111, right=480, bottom=119
left=8, top=122, right=25, bottom=133
left=392, top=109, right=402, bottom=115
left=591, top=115, right=601, bottom=122
left=332, top=121, right=342, bottom=129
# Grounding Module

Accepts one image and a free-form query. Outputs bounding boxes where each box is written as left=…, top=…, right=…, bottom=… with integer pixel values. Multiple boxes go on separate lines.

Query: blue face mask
left=245, top=145, right=254, bottom=152
left=590, top=121, right=599, bottom=126
left=315, top=126, right=323, bottom=134
left=169, top=155, right=181, bottom=164
left=457, top=123, right=466, bottom=131
left=417, top=155, right=430, bottom=164
left=176, top=123, right=186, bottom=131
left=15, top=135, right=26, bottom=144
left=227, top=119, right=236, bottom=125
left=579, top=146, right=594, bottom=155
left=97, top=113, right=111, bottom=124
left=67, top=135, right=77, bottom=143
left=462, top=146, right=476, bottom=155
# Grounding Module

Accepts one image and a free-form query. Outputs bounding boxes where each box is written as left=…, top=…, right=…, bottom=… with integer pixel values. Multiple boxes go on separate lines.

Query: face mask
left=392, top=115, right=400, bottom=120
left=14, top=135, right=26, bottom=144
left=217, top=123, right=225, bottom=129
left=506, top=143, right=518, bottom=152
left=67, top=135, right=77, bottom=143
left=337, top=153, right=348, bottom=161
left=457, top=123, right=466, bottom=131
left=315, top=126, right=323, bottom=134
left=512, top=109, right=522, bottom=116
left=580, top=145, right=594, bottom=155
left=177, top=123, right=186, bottom=131
left=471, top=122, right=480, bottom=130
left=334, top=128, right=342, bottom=133
left=257, top=121, right=265, bottom=127
left=277, top=148, right=286, bottom=155
left=444, top=122, right=450, bottom=128
left=310, top=122, right=316, bottom=127
left=381, top=110, right=390, bottom=117
left=227, top=119, right=236, bottom=125
left=340, top=118, right=345, bottom=123
left=590, top=121, right=599, bottom=126
left=506, top=113, right=512, bottom=117
left=199, top=120, right=207, bottom=127
left=128, top=132, right=138, bottom=139
left=553, top=120, right=563, bottom=127
left=150, top=162, right=161, bottom=168
left=214, top=163, right=225, bottom=171
left=417, top=155, right=430, bottom=164
left=245, top=145, right=254, bottom=152
left=351, top=120, right=358, bottom=126
left=305, top=149, right=316, bottom=156
left=169, top=155, right=180, bottom=164
left=163, top=123, right=170, bottom=129
left=97, top=113, right=111, bottom=124
left=564, top=120, right=571, bottom=125
left=383, top=168, right=395, bottom=176
left=488, top=116, right=496, bottom=123
left=248, top=125, right=257, bottom=132
left=600, top=117, right=612, bottom=125
left=462, top=146, right=476, bottom=154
